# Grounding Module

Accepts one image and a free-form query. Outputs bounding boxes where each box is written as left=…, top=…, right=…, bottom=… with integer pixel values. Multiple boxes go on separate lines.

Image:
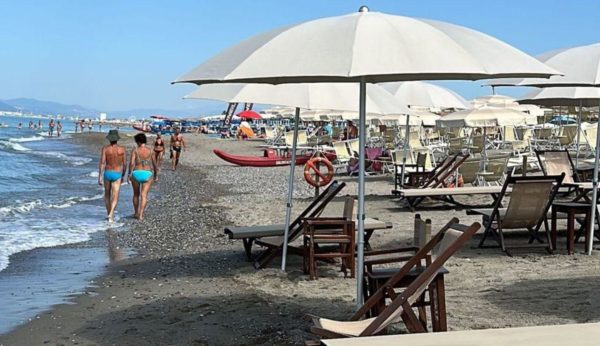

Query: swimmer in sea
left=128, top=133, right=157, bottom=220
left=98, top=130, right=126, bottom=222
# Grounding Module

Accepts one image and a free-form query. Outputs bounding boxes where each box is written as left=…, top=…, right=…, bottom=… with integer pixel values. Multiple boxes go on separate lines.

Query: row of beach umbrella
left=171, top=7, right=596, bottom=306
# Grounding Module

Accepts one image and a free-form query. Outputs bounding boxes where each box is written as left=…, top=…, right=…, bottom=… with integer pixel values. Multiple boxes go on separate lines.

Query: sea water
left=0, top=115, right=133, bottom=333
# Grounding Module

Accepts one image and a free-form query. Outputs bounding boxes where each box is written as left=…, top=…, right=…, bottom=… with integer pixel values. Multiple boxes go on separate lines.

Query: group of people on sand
left=98, top=129, right=185, bottom=222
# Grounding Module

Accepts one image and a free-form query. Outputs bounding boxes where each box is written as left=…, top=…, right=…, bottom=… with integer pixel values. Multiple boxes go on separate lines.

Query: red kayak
left=214, top=149, right=336, bottom=167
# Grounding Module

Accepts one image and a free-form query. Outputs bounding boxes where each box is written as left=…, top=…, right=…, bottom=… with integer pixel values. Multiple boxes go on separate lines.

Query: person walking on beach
left=57, top=121, right=62, bottom=137
left=170, top=129, right=185, bottom=171
left=38, top=120, right=43, bottom=130
left=88, top=121, right=93, bottom=133
left=153, top=133, right=165, bottom=179
left=17, top=123, right=22, bottom=129
left=48, top=119, right=55, bottom=137
left=128, top=133, right=157, bottom=220
left=28, top=121, right=33, bottom=129
left=98, top=130, right=126, bottom=223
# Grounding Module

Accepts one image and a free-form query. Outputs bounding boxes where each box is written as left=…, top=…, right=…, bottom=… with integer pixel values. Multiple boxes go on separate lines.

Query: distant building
left=99, top=112, right=107, bottom=121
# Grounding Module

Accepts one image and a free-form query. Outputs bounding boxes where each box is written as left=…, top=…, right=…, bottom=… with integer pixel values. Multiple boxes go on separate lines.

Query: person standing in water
left=170, top=129, right=185, bottom=171
left=48, top=119, right=55, bottom=137
left=57, top=121, right=62, bottom=137
left=153, top=133, right=165, bottom=180
left=98, top=130, right=126, bottom=222
left=128, top=133, right=157, bottom=220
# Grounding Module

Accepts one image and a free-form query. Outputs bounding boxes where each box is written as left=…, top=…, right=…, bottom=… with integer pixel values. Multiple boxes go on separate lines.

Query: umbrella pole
left=281, top=107, right=300, bottom=271
left=400, top=113, right=411, bottom=187
left=356, top=79, right=367, bottom=309
left=575, top=100, right=582, bottom=170
left=588, top=103, right=600, bottom=256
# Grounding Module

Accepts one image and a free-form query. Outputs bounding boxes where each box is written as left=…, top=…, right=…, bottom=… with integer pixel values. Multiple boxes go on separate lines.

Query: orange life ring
left=304, top=157, right=334, bottom=187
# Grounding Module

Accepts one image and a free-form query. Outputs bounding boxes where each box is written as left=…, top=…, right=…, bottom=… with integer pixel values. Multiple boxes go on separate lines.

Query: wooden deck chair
left=305, top=219, right=481, bottom=340
left=535, top=149, right=579, bottom=184
left=223, top=181, right=346, bottom=266
left=472, top=173, right=565, bottom=255
left=408, top=131, right=424, bottom=149
left=470, top=134, right=484, bottom=154
left=482, top=156, right=509, bottom=186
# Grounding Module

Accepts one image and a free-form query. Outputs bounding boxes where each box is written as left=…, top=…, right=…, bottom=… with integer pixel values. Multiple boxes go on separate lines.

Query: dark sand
left=2, top=133, right=600, bottom=345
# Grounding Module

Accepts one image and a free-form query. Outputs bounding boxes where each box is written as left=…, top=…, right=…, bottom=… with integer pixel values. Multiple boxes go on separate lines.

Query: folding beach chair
left=223, top=181, right=346, bottom=267
left=332, top=141, right=353, bottom=173
left=305, top=219, right=481, bottom=341
left=470, top=172, right=565, bottom=255
left=535, top=149, right=579, bottom=184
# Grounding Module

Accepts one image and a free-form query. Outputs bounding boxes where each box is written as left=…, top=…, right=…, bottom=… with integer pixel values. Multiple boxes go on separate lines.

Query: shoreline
left=2, top=133, right=600, bottom=345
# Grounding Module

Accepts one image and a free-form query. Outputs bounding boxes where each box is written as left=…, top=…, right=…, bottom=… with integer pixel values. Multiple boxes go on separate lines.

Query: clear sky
left=1, top=0, right=598, bottom=114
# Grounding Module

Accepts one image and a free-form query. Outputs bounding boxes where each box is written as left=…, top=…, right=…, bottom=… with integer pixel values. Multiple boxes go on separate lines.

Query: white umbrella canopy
left=174, top=11, right=559, bottom=85
left=411, top=110, right=441, bottom=126
left=185, top=82, right=410, bottom=115
left=519, top=87, right=600, bottom=107
left=437, top=106, right=529, bottom=128
left=470, top=94, right=519, bottom=108
left=379, top=81, right=470, bottom=109
left=377, top=113, right=422, bottom=126
left=173, top=7, right=559, bottom=307
left=487, top=43, right=600, bottom=87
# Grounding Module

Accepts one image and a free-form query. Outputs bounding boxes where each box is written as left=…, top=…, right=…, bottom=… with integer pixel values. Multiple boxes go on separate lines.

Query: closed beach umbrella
left=173, top=7, right=558, bottom=306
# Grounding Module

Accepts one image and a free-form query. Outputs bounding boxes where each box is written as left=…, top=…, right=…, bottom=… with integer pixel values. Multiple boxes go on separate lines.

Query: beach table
left=320, top=322, right=600, bottom=346
left=567, top=182, right=600, bottom=202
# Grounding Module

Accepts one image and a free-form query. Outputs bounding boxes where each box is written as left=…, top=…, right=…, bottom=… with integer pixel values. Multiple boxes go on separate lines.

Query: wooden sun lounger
left=395, top=186, right=509, bottom=211
left=320, top=322, right=600, bottom=346
left=225, top=218, right=393, bottom=260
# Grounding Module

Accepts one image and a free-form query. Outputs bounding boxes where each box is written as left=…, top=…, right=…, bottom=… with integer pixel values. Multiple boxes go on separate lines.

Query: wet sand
left=2, top=133, right=600, bottom=345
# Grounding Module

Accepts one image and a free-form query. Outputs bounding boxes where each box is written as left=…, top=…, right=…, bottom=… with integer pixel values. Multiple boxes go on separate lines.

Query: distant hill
left=0, top=101, right=17, bottom=112
left=4, top=98, right=97, bottom=116
left=0, top=97, right=242, bottom=119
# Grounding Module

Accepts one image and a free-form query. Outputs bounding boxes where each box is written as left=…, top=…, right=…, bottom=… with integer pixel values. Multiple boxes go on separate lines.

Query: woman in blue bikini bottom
left=128, top=133, right=157, bottom=220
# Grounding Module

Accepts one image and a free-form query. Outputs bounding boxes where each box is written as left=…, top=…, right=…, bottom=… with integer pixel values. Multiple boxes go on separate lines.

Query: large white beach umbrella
left=470, top=94, right=520, bottom=108
left=436, top=106, right=530, bottom=128
left=173, top=7, right=558, bottom=306
left=489, top=43, right=600, bottom=87
left=185, top=82, right=408, bottom=276
left=185, top=83, right=410, bottom=115
left=380, top=81, right=470, bottom=109
left=488, top=43, right=600, bottom=255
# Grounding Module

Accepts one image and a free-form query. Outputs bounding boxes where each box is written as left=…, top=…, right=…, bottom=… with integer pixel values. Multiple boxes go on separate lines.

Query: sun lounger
left=305, top=218, right=481, bottom=341
left=468, top=172, right=565, bottom=255
left=223, top=181, right=346, bottom=265
left=396, top=186, right=508, bottom=211
left=321, top=322, right=600, bottom=346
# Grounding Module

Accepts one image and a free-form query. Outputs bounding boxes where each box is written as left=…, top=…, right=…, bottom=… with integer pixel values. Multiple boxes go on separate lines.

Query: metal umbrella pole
left=399, top=113, right=411, bottom=188
left=587, top=102, right=600, bottom=256
left=575, top=100, right=583, bottom=170
left=356, top=79, right=367, bottom=308
left=281, top=107, right=301, bottom=270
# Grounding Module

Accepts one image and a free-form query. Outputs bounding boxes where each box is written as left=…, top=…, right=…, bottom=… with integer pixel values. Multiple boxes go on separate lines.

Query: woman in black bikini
left=153, top=133, right=165, bottom=179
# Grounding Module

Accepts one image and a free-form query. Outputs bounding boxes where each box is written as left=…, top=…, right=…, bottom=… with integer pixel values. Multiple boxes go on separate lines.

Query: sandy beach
left=2, top=132, right=600, bottom=345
